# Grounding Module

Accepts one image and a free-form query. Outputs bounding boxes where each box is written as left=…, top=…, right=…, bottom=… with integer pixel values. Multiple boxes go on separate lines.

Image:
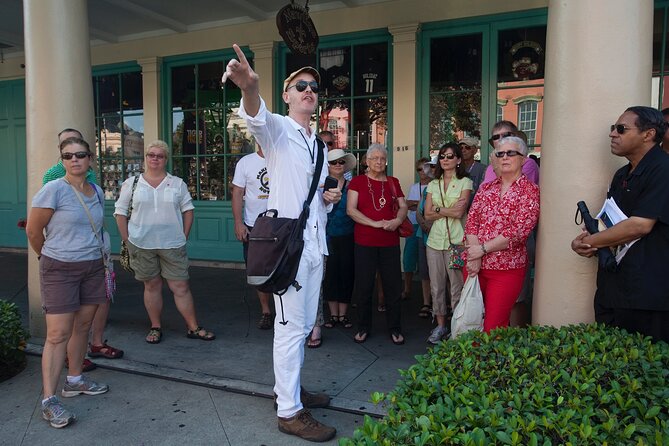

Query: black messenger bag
left=246, top=137, right=325, bottom=297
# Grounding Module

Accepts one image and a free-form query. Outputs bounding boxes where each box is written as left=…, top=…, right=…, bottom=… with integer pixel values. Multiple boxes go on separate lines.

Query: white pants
left=273, top=239, right=323, bottom=418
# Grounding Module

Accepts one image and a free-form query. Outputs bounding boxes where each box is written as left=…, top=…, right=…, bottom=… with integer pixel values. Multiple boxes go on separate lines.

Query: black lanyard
left=298, top=130, right=316, bottom=165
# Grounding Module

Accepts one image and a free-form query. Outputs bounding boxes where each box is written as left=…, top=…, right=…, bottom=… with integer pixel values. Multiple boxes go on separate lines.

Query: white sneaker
left=427, top=325, right=449, bottom=344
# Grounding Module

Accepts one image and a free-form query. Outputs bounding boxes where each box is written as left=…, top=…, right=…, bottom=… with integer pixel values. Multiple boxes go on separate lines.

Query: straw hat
left=327, top=149, right=356, bottom=172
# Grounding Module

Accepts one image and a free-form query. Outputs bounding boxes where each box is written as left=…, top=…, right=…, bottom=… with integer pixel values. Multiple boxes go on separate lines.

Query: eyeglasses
left=488, top=131, right=514, bottom=146
left=146, top=153, right=166, bottom=160
left=323, top=140, right=334, bottom=147
left=367, top=156, right=386, bottom=162
left=61, top=151, right=90, bottom=160
left=460, top=145, right=476, bottom=150
left=286, top=80, right=320, bottom=93
left=329, top=159, right=347, bottom=165
left=494, top=150, right=523, bottom=158
left=610, top=124, right=638, bottom=134
left=438, top=153, right=456, bottom=160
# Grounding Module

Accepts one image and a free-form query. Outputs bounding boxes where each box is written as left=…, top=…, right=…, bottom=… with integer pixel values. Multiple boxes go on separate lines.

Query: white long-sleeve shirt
left=238, top=97, right=331, bottom=256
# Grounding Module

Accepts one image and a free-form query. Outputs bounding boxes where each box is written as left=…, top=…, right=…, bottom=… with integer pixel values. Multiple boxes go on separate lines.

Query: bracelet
left=481, top=243, right=487, bottom=255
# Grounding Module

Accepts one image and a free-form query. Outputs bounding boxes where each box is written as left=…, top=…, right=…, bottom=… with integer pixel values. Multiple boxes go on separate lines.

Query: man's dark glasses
left=438, top=153, right=456, bottom=160
left=610, top=124, right=638, bottom=134
left=328, top=159, right=347, bottom=165
left=287, top=80, right=319, bottom=93
left=488, top=131, right=514, bottom=146
left=61, top=151, right=90, bottom=160
left=494, top=150, right=522, bottom=158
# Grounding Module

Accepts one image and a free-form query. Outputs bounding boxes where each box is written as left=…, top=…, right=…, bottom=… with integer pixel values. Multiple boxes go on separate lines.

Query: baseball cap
left=283, top=67, right=321, bottom=92
left=458, top=136, right=480, bottom=147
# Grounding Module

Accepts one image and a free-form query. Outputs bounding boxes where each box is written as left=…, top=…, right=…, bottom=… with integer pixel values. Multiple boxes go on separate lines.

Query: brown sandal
left=88, top=340, right=124, bottom=359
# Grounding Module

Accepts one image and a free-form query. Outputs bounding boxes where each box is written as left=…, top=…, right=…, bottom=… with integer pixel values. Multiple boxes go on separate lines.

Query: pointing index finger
left=232, top=44, right=247, bottom=64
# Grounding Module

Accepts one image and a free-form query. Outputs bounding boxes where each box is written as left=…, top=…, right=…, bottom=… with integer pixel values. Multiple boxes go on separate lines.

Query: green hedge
left=341, top=324, right=669, bottom=445
left=0, top=300, right=29, bottom=382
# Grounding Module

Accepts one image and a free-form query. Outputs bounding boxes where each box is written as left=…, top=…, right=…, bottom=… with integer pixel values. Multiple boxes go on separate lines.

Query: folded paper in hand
left=596, top=197, right=639, bottom=264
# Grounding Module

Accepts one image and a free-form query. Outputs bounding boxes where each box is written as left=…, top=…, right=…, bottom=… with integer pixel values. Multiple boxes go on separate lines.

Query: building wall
left=0, top=0, right=548, bottom=260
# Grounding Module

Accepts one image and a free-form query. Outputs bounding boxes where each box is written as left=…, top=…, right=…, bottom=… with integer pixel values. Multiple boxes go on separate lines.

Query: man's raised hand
left=221, top=44, right=259, bottom=91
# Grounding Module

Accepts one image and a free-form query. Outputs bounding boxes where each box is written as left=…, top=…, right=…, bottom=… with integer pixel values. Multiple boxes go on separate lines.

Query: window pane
left=172, top=111, right=185, bottom=156
left=172, top=65, right=196, bottom=110
left=99, top=114, right=123, bottom=156
left=123, top=115, right=145, bottom=158
left=497, top=26, right=546, bottom=83
left=199, top=62, right=225, bottom=109
left=198, top=156, right=226, bottom=200
left=226, top=108, right=255, bottom=155
left=429, top=92, right=481, bottom=149
left=97, top=75, right=120, bottom=115
left=320, top=46, right=351, bottom=98
left=172, top=156, right=198, bottom=199
left=518, top=101, right=538, bottom=145
left=431, top=34, right=482, bottom=91
left=180, top=111, right=205, bottom=155
left=121, top=72, right=143, bottom=111
left=354, top=42, right=388, bottom=96
left=353, top=96, right=388, bottom=153
left=319, top=100, right=350, bottom=150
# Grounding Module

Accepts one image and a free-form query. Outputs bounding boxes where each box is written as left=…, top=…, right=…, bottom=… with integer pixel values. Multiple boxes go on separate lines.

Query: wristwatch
left=435, top=206, right=441, bottom=213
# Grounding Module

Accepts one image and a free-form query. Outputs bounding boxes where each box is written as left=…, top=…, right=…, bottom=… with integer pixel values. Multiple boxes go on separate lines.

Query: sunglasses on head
left=610, top=124, right=638, bottom=134
left=488, top=131, right=514, bottom=146
left=287, top=80, right=320, bottom=93
left=438, top=153, right=456, bottom=160
left=61, top=151, right=90, bottom=160
left=494, top=150, right=522, bottom=158
left=328, top=159, right=347, bottom=165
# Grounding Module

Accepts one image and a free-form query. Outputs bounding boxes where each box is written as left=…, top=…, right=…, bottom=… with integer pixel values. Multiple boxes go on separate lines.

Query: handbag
left=450, top=275, right=484, bottom=338
left=246, top=136, right=325, bottom=297
left=120, top=175, right=140, bottom=273
left=387, top=177, right=414, bottom=238
left=68, top=181, right=116, bottom=301
left=440, top=178, right=465, bottom=269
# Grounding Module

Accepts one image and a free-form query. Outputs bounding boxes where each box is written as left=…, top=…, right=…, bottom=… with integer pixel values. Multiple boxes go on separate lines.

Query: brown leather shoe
left=278, top=409, right=336, bottom=442
left=273, top=386, right=331, bottom=410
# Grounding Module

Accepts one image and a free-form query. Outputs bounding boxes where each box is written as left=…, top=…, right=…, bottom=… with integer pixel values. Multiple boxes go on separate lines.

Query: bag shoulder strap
left=67, top=181, right=104, bottom=252
left=127, top=175, right=140, bottom=221
left=304, top=136, right=325, bottom=208
left=439, top=178, right=454, bottom=246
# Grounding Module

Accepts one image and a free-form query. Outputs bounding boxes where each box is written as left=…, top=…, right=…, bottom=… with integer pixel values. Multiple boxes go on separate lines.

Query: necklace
left=366, top=175, right=386, bottom=211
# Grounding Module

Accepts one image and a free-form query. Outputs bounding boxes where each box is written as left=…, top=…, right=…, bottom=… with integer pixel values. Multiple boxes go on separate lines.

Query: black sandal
left=390, top=330, right=405, bottom=345
left=323, top=316, right=339, bottom=329
left=146, top=327, right=162, bottom=344
left=418, top=305, right=431, bottom=318
left=186, top=326, right=216, bottom=341
left=354, top=331, right=369, bottom=344
left=339, top=316, right=353, bottom=328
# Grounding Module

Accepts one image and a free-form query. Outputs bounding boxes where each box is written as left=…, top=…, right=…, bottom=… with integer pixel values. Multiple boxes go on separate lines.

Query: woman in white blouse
left=114, top=140, right=215, bottom=344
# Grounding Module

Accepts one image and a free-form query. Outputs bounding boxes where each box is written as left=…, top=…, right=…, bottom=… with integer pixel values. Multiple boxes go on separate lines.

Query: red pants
left=464, top=267, right=526, bottom=332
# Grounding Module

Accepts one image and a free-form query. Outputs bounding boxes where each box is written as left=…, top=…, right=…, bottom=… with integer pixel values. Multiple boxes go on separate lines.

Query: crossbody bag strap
left=439, top=178, right=454, bottom=246
left=67, top=181, right=104, bottom=253
left=126, top=175, right=140, bottom=221
left=305, top=136, right=325, bottom=207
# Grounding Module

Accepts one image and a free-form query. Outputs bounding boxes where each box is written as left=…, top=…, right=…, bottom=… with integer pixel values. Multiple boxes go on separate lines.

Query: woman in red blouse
left=347, top=144, right=408, bottom=345
left=464, top=136, right=540, bottom=332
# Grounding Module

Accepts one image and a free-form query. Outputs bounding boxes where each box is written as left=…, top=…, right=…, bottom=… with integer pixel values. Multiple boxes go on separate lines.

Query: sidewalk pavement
left=0, top=250, right=437, bottom=445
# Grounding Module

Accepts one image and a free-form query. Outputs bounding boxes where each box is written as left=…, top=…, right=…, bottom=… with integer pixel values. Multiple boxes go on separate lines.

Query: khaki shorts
left=39, top=255, right=107, bottom=314
left=127, top=241, right=190, bottom=281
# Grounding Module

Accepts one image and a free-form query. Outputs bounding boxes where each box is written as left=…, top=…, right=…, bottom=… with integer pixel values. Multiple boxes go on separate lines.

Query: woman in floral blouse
left=464, top=136, right=540, bottom=332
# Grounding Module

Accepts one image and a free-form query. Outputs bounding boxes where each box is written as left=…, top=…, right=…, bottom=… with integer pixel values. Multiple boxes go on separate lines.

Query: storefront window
left=284, top=39, right=389, bottom=174
left=93, top=70, right=144, bottom=200
left=652, top=6, right=669, bottom=110
left=496, top=26, right=546, bottom=155
left=168, top=56, right=255, bottom=201
left=428, top=33, right=483, bottom=150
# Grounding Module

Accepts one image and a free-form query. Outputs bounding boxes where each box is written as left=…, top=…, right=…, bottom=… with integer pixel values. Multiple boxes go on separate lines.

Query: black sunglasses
left=328, top=159, right=346, bottom=165
left=488, top=131, right=514, bottom=146
left=438, top=153, right=456, bottom=160
left=61, top=151, right=90, bottom=160
left=610, top=124, right=638, bottom=134
left=287, top=80, right=320, bottom=93
left=324, top=140, right=334, bottom=146
left=494, top=150, right=523, bottom=158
